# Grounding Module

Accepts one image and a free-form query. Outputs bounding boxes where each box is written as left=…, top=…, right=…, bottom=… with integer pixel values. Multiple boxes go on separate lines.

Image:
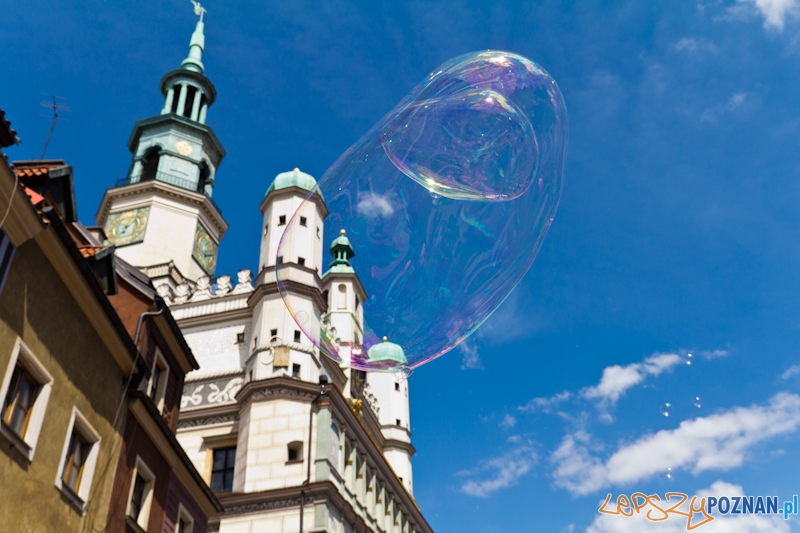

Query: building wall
left=0, top=239, right=126, bottom=532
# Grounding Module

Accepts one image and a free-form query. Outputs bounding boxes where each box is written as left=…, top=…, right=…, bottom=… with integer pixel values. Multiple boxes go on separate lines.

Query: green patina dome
left=367, top=337, right=408, bottom=365
left=266, top=167, right=321, bottom=198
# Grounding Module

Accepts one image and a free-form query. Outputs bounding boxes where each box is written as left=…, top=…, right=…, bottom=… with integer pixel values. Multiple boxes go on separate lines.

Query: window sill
left=125, top=515, right=147, bottom=533
left=56, top=481, right=87, bottom=514
left=285, top=459, right=304, bottom=465
left=0, top=422, right=33, bottom=461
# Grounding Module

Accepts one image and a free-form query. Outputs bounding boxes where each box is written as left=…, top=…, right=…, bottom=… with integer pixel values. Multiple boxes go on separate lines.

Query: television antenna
left=39, top=94, right=71, bottom=160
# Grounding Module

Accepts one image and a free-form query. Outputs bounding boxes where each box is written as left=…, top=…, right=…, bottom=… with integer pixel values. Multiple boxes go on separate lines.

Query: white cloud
left=356, top=192, right=394, bottom=218
left=781, top=364, right=800, bottom=379
left=581, top=353, right=682, bottom=405
left=586, top=481, right=790, bottom=532
left=551, top=393, right=800, bottom=495
left=736, top=0, right=799, bottom=30
left=701, top=93, right=748, bottom=123
left=459, top=340, right=483, bottom=370
left=700, top=349, right=730, bottom=359
left=499, top=414, right=517, bottom=429
left=458, top=445, right=538, bottom=497
left=673, top=37, right=718, bottom=53
left=519, top=390, right=572, bottom=413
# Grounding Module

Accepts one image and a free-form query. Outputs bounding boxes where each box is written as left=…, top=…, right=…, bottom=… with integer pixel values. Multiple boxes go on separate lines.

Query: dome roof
left=367, top=337, right=408, bottom=365
left=266, top=168, right=320, bottom=198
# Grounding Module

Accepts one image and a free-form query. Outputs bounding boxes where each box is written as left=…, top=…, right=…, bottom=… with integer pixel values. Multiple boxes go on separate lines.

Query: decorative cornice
left=95, top=179, right=228, bottom=237
left=176, top=413, right=239, bottom=430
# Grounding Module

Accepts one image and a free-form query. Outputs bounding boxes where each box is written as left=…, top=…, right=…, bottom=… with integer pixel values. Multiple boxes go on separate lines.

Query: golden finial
left=382, top=336, right=388, bottom=342
left=340, top=229, right=346, bottom=235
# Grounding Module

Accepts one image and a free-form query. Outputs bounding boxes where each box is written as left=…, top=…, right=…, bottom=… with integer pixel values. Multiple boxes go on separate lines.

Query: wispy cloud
left=701, top=93, right=748, bottom=123
left=673, top=37, right=718, bottom=53
left=735, top=0, right=799, bottom=31
left=356, top=192, right=395, bottom=218
left=499, top=414, right=517, bottom=430
left=459, top=340, right=483, bottom=370
left=551, top=393, right=800, bottom=495
left=458, top=445, right=538, bottom=497
left=781, top=364, right=800, bottom=379
left=581, top=353, right=682, bottom=405
left=519, top=390, right=572, bottom=414
left=586, top=481, right=791, bottom=532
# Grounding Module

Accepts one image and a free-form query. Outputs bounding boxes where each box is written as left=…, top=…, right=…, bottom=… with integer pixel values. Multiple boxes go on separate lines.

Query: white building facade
left=96, top=17, right=431, bottom=533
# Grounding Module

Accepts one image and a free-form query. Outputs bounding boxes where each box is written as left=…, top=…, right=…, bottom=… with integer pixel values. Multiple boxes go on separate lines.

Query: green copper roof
left=181, top=21, right=205, bottom=73
left=367, top=337, right=408, bottom=365
left=266, top=168, right=321, bottom=198
left=327, top=229, right=355, bottom=273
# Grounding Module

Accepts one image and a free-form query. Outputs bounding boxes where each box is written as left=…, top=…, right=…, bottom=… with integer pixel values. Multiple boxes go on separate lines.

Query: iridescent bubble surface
left=660, top=403, right=674, bottom=417
left=277, top=51, right=568, bottom=371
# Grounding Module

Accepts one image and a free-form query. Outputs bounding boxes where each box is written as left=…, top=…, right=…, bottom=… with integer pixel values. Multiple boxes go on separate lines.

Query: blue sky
left=5, top=0, right=800, bottom=531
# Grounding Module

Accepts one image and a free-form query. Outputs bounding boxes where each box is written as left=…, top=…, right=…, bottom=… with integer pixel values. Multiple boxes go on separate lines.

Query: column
left=314, top=404, right=332, bottom=482
left=176, top=84, right=188, bottom=117
left=198, top=102, right=208, bottom=124
left=190, top=90, right=202, bottom=121
left=161, top=86, right=175, bottom=115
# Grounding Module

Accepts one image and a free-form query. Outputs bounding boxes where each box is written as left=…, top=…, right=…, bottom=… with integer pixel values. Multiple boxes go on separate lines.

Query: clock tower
left=95, top=14, right=227, bottom=285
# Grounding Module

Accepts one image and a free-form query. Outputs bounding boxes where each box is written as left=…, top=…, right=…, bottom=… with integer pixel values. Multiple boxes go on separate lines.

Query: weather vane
left=190, top=0, right=207, bottom=21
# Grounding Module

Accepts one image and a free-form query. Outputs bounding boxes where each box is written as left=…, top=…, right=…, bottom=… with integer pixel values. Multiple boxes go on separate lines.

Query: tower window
left=183, top=85, right=197, bottom=118
left=292, top=364, right=301, bottom=378
left=171, top=85, right=181, bottom=113
left=396, top=419, right=401, bottom=427
left=395, top=383, right=399, bottom=391
left=300, top=216, right=307, bottom=226
left=140, top=146, right=161, bottom=182
left=263, top=224, right=268, bottom=236
left=270, top=328, right=278, bottom=339
left=278, top=215, right=286, bottom=226
left=236, top=332, right=245, bottom=344
left=210, top=447, right=236, bottom=492
left=287, top=441, right=303, bottom=462
left=317, top=227, right=321, bottom=239
left=294, top=330, right=301, bottom=342
left=197, top=162, right=210, bottom=194
left=277, top=256, right=283, bottom=265
left=298, top=257, right=305, bottom=266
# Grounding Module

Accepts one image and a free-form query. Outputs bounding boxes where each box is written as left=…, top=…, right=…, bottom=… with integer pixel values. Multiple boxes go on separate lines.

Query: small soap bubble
left=665, top=467, right=675, bottom=480
left=660, top=403, right=674, bottom=417
left=685, top=353, right=694, bottom=365
left=295, top=311, right=309, bottom=325
left=278, top=51, right=567, bottom=372
left=693, top=396, right=702, bottom=408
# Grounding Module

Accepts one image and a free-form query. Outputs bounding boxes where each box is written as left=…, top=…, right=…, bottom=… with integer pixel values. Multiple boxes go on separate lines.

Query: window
left=170, top=85, right=182, bottom=113
left=338, top=284, right=347, bottom=309
left=270, top=328, right=278, bottom=339
left=176, top=503, right=194, bottom=533
left=396, top=419, right=401, bottom=427
left=316, top=227, right=321, bottom=239
left=0, top=338, right=54, bottom=460
left=148, top=350, right=169, bottom=412
left=0, top=228, right=16, bottom=295
left=278, top=215, right=286, bottom=226
left=287, top=441, right=303, bottom=462
left=298, top=257, right=306, bottom=267
left=61, top=431, right=89, bottom=493
left=292, top=364, right=301, bottom=378
left=294, top=330, right=301, bottom=342
left=300, top=216, right=307, bottom=226
left=277, top=256, right=283, bottom=265
left=55, top=407, right=101, bottom=511
left=263, top=223, right=268, bottom=236
left=395, top=383, right=400, bottom=392
left=127, top=457, right=155, bottom=528
left=211, top=447, right=236, bottom=492
left=140, top=146, right=160, bottom=182
left=182, top=85, right=197, bottom=117
left=236, top=332, right=245, bottom=344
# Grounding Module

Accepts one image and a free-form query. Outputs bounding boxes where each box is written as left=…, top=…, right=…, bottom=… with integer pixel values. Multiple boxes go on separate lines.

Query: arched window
left=183, top=85, right=197, bottom=118
left=337, top=284, right=347, bottom=309
left=140, top=147, right=160, bottom=182
left=329, top=423, right=340, bottom=471
left=170, top=85, right=182, bottom=113
left=198, top=162, right=210, bottom=194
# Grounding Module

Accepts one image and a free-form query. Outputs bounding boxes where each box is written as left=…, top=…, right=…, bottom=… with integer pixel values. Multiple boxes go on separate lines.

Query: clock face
left=175, top=141, right=193, bottom=156
left=192, top=222, right=218, bottom=275
left=105, top=207, right=149, bottom=246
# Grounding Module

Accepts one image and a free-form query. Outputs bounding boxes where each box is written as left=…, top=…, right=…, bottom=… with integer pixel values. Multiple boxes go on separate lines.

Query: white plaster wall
left=261, top=195, right=324, bottom=274
left=182, top=320, right=250, bottom=376
left=241, top=398, right=316, bottom=492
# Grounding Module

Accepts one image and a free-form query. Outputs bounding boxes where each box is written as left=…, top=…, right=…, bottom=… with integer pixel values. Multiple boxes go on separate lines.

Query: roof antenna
left=39, top=94, right=71, bottom=160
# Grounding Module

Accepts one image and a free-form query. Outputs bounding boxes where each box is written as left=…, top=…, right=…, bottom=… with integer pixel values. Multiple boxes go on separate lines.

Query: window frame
left=176, top=502, right=195, bottom=533
left=278, top=215, right=286, bottom=226
left=210, top=446, right=236, bottom=493
left=126, top=456, right=156, bottom=530
left=148, top=348, right=170, bottom=413
left=54, top=407, right=102, bottom=513
left=0, top=337, right=54, bottom=460
left=299, top=216, right=307, bottom=227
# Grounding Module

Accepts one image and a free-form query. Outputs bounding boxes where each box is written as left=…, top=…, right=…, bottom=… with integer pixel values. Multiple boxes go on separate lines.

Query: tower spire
left=181, top=7, right=206, bottom=74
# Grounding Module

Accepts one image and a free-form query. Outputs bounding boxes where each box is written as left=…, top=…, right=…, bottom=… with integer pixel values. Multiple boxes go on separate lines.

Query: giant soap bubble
left=277, top=51, right=567, bottom=373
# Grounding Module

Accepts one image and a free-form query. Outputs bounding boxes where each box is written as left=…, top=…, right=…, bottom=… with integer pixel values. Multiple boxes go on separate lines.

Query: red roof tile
left=13, top=159, right=68, bottom=178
